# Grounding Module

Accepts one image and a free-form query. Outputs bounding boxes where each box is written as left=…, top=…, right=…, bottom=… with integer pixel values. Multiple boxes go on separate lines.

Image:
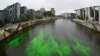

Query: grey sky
left=0, top=0, right=99, bottom=15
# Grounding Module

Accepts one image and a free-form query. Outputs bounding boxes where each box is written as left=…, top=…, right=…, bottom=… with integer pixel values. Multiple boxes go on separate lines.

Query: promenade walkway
left=0, top=17, right=56, bottom=41
left=73, top=19, right=100, bottom=32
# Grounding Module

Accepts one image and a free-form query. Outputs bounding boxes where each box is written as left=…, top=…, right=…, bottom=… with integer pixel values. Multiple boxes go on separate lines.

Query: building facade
left=35, top=10, right=43, bottom=18
left=0, top=10, right=5, bottom=23
left=75, top=6, right=100, bottom=22
left=4, top=2, right=21, bottom=23
left=40, top=8, right=46, bottom=13
left=20, top=6, right=27, bottom=15
left=51, top=8, right=55, bottom=15
left=60, top=13, right=76, bottom=19
left=67, top=13, right=76, bottom=19
left=0, top=2, right=38, bottom=24
left=27, top=9, right=35, bottom=19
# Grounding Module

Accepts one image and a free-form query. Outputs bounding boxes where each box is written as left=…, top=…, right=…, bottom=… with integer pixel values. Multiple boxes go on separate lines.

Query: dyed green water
left=8, top=31, right=29, bottom=47
left=26, top=28, right=92, bottom=56
left=70, top=34, right=92, bottom=56
left=73, top=42, right=91, bottom=56
left=7, top=20, right=92, bottom=56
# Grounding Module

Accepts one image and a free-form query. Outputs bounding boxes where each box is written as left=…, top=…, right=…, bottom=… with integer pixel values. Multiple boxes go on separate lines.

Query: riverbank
left=0, top=17, right=56, bottom=41
left=73, top=19, right=100, bottom=33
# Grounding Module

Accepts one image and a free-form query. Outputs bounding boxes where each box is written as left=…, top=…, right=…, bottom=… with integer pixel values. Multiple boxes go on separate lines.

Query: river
left=0, top=18, right=100, bottom=56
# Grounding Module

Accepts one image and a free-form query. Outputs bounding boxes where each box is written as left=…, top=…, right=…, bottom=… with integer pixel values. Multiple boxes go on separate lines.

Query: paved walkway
left=0, top=18, right=56, bottom=41
left=73, top=19, right=100, bottom=32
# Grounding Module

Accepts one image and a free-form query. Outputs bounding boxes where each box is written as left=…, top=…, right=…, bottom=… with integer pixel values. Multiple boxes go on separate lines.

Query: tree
left=0, top=21, right=4, bottom=27
left=20, top=15, right=27, bottom=22
left=35, top=16, right=42, bottom=19
left=85, top=16, right=88, bottom=20
left=77, top=15, right=84, bottom=20
left=44, top=11, right=55, bottom=17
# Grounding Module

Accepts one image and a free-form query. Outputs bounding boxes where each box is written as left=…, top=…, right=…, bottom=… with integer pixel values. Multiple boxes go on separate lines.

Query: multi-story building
left=0, top=10, right=5, bottom=24
left=27, top=9, right=35, bottom=19
left=60, top=13, right=76, bottom=19
left=20, top=6, right=27, bottom=15
left=4, top=2, right=21, bottom=23
left=40, top=8, right=46, bottom=16
left=0, top=2, right=48, bottom=23
left=40, top=8, right=46, bottom=13
left=75, top=6, right=100, bottom=22
left=67, top=13, right=76, bottom=19
left=35, top=10, right=43, bottom=18
left=51, top=8, right=55, bottom=15
left=60, top=13, right=67, bottom=17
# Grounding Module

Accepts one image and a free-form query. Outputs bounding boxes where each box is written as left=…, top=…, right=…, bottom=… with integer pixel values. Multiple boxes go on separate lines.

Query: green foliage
left=35, top=16, right=42, bottom=19
left=44, top=11, right=55, bottom=17
left=27, top=15, right=34, bottom=20
left=77, top=15, right=88, bottom=20
left=0, top=22, right=4, bottom=28
left=77, top=16, right=84, bottom=20
left=20, top=15, right=27, bottom=22
left=85, top=16, right=88, bottom=20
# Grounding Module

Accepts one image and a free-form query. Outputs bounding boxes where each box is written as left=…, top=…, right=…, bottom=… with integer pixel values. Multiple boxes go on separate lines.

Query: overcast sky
left=0, top=0, right=99, bottom=15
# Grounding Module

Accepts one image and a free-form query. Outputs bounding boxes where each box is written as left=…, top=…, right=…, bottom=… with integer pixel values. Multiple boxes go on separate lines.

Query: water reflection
left=0, top=18, right=100, bottom=56
left=26, top=29, right=72, bottom=56
left=0, top=42, right=7, bottom=56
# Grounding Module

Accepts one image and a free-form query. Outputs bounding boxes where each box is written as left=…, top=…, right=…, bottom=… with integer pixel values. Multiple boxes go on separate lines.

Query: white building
left=40, top=8, right=46, bottom=13
left=51, top=8, right=55, bottom=15
left=75, top=6, right=100, bottom=22
left=35, top=10, right=43, bottom=18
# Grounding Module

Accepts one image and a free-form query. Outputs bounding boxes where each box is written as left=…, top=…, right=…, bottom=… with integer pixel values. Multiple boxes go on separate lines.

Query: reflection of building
left=4, top=2, right=21, bottom=23
left=75, top=6, right=100, bottom=22
left=27, top=9, right=35, bottom=19
left=0, top=10, right=5, bottom=23
left=51, top=8, right=55, bottom=15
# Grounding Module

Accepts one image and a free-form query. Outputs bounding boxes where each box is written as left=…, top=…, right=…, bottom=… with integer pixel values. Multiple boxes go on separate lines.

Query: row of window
left=7, top=15, right=18, bottom=22
left=7, top=4, right=19, bottom=9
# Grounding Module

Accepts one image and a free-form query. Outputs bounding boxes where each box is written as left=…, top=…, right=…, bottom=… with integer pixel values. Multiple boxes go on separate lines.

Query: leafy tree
left=27, top=15, right=35, bottom=20
left=77, top=15, right=84, bottom=20
left=77, top=15, right=88, bottom=20
left=20, top=15, right=27, bottom=22
left=35, top=16, right=42, bottom=19
left=0, top=21, right=4, bottom=27
left=85, top=16, right=88, bottom=20
left=44, top=11, right=55, bottom=17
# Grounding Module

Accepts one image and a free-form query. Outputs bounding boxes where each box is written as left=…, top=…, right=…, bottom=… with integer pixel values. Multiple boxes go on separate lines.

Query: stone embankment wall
left=0, top=17, right=56, bottom=41
left=73, top=19, right=100, bottom=33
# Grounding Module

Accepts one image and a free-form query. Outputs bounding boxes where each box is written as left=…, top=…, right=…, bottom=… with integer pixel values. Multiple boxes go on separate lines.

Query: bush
left=77, top=15, right=88, bottom=20
left=44, top=11, right=55, bottom=17
left=77, top=16, right=84, bottom=20
left=35, top=16, right=42, bottom=19
left=0, top=22, right=4, bottom=27
left=85, top=16, right=88, bottom=20
left=20, top=15, right=27, bottom=22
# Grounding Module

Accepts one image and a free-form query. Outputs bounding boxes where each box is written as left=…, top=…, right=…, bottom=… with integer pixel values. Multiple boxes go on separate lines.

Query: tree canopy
left=44, top=11, right=55, bottom=17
